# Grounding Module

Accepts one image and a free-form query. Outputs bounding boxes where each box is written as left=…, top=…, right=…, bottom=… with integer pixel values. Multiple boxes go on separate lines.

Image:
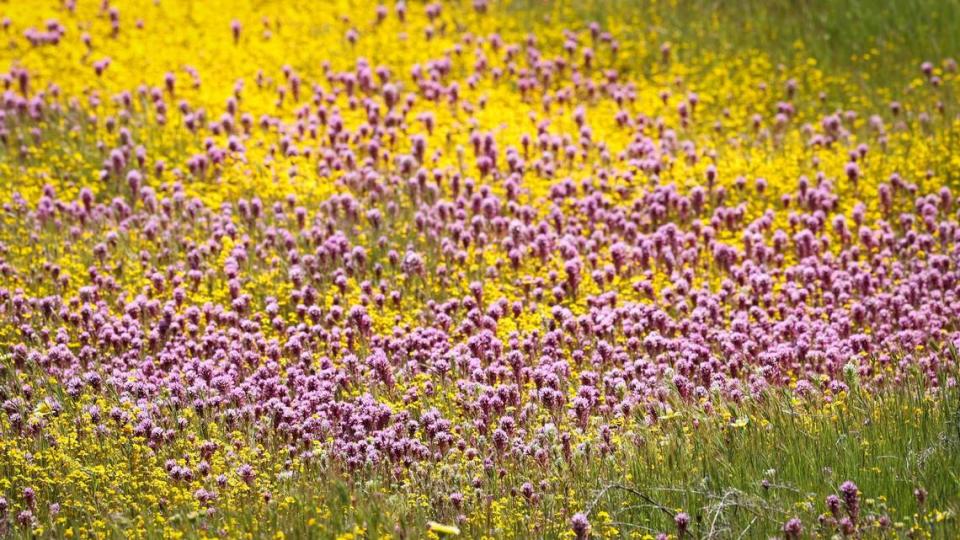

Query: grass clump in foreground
left=586, top=373, right=960, bottom=539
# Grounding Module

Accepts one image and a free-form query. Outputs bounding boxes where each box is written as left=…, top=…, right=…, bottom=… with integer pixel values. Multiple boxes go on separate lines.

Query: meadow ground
left=1, top=0, right=960, bottom=538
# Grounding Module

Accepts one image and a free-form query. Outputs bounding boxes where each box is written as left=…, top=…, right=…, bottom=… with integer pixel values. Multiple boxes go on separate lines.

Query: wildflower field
left=2, top=0, right=960, bottom=537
